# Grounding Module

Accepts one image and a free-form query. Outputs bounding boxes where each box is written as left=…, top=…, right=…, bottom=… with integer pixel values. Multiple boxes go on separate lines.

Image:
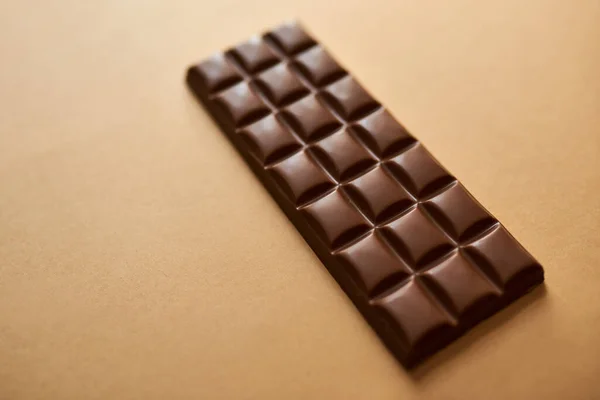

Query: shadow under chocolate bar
left=185, top=21, right=544, bottom=368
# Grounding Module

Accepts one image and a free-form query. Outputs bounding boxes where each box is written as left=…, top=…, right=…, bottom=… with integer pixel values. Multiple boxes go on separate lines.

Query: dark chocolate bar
left=185, top=22, right=544, bottom=367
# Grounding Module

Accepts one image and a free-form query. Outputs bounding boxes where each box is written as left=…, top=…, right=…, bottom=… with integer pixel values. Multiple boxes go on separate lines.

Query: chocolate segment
left=351, top=109, right=415, bottom=157
left=267, top=21, right=317, bottom=55
left=239, top=115, right=301, bottom=165
left=344, top=166, right=413, bottom=223
left=293, top=45, right=346, bottom=87
left=310, top=129, right=376, bottom=181
left=185, top=22, right=544, bottom=367
left=280, top=94, right=341, bottom=141
left=254, top=63, right=309, bottom=106
left=229, top=36, right=280, bottom=73
left=337, top=232, right=412, bottom=297
left=191, top=53, right=243, bottom=94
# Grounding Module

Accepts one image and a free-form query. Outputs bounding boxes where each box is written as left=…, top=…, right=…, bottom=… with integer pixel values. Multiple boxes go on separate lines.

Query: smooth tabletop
left=1, top=0, right=599, bottom=399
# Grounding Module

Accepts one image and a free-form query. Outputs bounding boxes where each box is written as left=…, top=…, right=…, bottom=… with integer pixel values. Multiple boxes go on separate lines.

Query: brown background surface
left=1, top=0, right=599, bottom=399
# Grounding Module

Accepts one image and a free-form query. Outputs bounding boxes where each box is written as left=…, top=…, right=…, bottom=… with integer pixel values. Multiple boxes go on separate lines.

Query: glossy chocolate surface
left=186, top=21, right=544, bottom=367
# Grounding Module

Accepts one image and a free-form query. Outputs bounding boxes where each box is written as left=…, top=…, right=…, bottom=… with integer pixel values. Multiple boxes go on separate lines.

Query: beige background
left=1, top=0, right=599, bottom=399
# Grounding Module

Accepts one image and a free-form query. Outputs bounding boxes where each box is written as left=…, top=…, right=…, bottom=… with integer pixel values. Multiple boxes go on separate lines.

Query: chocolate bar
left=185, top=22, right=544, bottom=367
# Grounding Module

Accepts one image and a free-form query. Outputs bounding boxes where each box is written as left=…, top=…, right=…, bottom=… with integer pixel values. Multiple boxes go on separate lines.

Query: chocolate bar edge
left=184, top=30, right=544, bottom=367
